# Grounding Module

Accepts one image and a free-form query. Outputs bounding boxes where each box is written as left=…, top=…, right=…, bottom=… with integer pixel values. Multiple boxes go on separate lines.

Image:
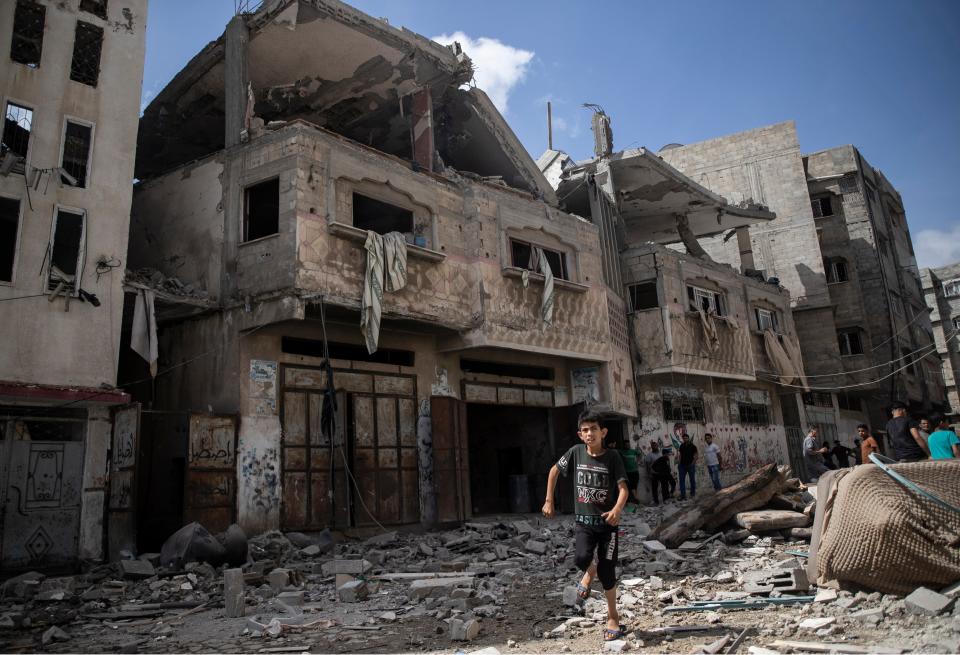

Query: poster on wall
left=572, top=367, right=600, bottom=405
left=249, top=359, right=278, bottom=415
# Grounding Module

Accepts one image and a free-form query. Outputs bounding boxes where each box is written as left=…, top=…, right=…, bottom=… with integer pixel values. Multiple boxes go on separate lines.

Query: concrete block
left=41, top=626, right=70, bottom=645
left=223, top=568, right=245, bottom=618
left=850, top=608, right=883, bottom=625
left=450, top=617, right=480, bottom=641
left=119, top=559, right=156, bottom=579
left=642, top=540, right=666, bottom=552
left=799, top=617, right=835, bottom=630
left=905, top=587, right=952, bottom=616
left=409, top=577, right=474, bottom=600
left=604, top=639, right=629, bottom=653
left=814, top=588, right=837, bottom=603
left=321, top=559, right=372, bottom=576
left=524, top=539, right=547, bottom=555
left=562, top=585, right=581, bottom=607
left=277, top=590, right=305, bottom=607
left=513, top=520, right=533, bottom=534
left=300, top=544, right=321, bottom=557
left=335, top=574, right=356, bottom=589
left=338, top=580, right=368, bottom=602
left=267, top=568, right=291, bottom=592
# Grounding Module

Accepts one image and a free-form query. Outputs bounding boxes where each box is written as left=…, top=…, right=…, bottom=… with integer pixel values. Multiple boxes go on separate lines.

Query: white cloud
left=552, top=116, right=568, bottom=132
left=432, top=31, right=533, bottom=114
left=915, top=221, right=960, bottom=269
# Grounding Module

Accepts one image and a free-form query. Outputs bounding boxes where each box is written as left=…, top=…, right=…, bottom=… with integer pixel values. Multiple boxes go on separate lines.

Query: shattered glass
left=70, top=21, right=104, bottom=87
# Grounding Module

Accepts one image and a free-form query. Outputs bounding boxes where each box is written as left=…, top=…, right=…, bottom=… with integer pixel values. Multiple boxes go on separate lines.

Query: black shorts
left=573, top=522, right=619, bottom=589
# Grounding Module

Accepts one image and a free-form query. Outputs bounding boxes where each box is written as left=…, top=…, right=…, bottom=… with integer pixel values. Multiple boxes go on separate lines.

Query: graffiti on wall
left=240, top=447, right=279, bottom=512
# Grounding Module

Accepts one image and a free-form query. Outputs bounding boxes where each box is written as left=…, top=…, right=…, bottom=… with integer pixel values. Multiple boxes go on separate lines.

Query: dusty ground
left=1, top=503, right=958, bottom=654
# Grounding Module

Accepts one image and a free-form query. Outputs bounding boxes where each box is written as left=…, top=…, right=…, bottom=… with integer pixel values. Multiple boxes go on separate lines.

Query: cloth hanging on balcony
left=697, top=309, right=720, bottom=353
left=781, top=332, right=809, bottom=390
left=131, top=288, right=158, bottom=376
left=525, top=246, right=554, bottom=325
left=361, top=231, right=408, bottom=354
left=763, top=328, right=802, bottom=385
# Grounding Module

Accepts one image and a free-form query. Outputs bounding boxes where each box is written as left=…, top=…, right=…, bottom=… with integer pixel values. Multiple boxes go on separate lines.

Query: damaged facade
left=542, top=130, right=808, bottom=489
left=656, top=123, right=945, bottom=442
left=921, top=263, right=960, bottom=421
left=121, top=0, right=634, bottom=550
left=0, top=0, right=147, bottom=569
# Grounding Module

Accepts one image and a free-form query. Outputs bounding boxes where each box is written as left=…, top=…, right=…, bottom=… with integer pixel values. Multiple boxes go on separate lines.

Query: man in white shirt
left=704, top=433, right=723, bottom=490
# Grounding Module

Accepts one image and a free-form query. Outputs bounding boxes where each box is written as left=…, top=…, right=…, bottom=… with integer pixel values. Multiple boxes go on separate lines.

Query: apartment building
left=0, top=0, right=147, bottom=569
left=921, top=263, right=960, bottom=421
left=119, top=0, right=634, bottom=549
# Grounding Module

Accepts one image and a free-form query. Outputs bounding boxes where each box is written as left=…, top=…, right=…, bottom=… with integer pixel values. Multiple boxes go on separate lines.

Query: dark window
left=836, top=395, right=861, bottom=412
left=825, top=259, right=849, bottom=284
left=281, top=337, right=415, bottom=366
left=352, top=193, right=413, bottom=235
left=243, top=178, right=279, bottom=242
left=2, top=102, right=33, bottom=161
left=901, top=348, right=916, bottom=375
left=803, top=392, right=833, bottom=408
left=79, top=0, right=107, bottom=18
left=737, top=402, right=770, bottom=425
left=10, top=1, right=45, bottom=68
left=70, top=21, right=103, bottom=87
left=838, top=329, right=864, bottom=356
left=460, top=359, right=553, bottom=381
left=687, top=285, right=725, bottom=316
left=628, top=281, right=658, bottom=311
left=811, top=196, right=833, bottom=218
left=0, top=197, right=21, bottom=282
left=755, top=308, right=779, bottom=332
left=510, top=239, right=569, bottom=280
left=662, top=394, right=706, bottom=423
left=48, top=209, right=85, bottom=292
left=61, top=121, right=92, bottom=187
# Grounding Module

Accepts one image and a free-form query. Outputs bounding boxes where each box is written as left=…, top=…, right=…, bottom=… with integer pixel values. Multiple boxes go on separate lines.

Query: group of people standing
left=638, top=427, right=723, bottom=505
left=802, top=400, right=960, bottom=482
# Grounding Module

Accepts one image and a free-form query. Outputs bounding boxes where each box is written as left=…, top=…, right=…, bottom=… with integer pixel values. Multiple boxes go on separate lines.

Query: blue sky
left=142, top=0, right=960, bottom=267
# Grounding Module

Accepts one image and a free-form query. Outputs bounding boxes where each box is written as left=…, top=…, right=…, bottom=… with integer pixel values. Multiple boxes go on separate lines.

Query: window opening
left=61, top=121, right=92, bottom=187
left=803, top=391, right=833, bottom=408
left=510, top=239, right=569, bottom=280
left=737, top=401, right=770, bottom=425
left=460, top=359, right=553, bottom=381
left=901, top=347, right=916, bottom=375
left=944, top=279, right=960, bottom=298
left=281, top=337, right=414, bottom=366
left=243, top=178, right=279, bottom=242
left=838, top=329, right=864, bottom=357
left=70, top=21, right=103, bottom=87
left=811, top=196, right=833, bottom=218
left=953, top=317, right=960, bottom=331
left=755, top=307, right=779, bottom=332
left=836, top=394, right=860, bottom=412
left=48, top=209, right=85, bottom=293
left=687, top=285, right=725, bottom=316
left=662, top=392, right=705, bottom=423
left=352, top=193, right=413, bottom=236
left=0, top=197, right=21, bottom=282
left=79, top=0, right=107, bottom=18
left=628, top=281, right=658, bottom=311
left=825, top=259, right=849, bottom=283
left=10, top=1, right=45, bottom=68
left=2, top=103, right=33, bottom=165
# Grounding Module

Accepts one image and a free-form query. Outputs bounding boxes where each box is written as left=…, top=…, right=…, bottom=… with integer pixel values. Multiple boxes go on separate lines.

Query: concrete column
left=417, top=397, right=438, bottom=526
left=409, top=87, right=434, bottom=172
left=225, top=16, right=250, bottom=149
left=78, top=406, right=111, bottom=561
left=737, top=227, right=755, bottom=272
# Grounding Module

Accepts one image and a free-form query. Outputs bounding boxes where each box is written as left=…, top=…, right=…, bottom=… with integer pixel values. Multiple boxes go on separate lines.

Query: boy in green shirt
left=542, top=410, right=629, bottom=641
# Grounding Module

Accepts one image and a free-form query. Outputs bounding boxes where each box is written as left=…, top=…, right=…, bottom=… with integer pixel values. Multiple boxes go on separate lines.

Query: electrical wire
left=869, top=306, right=928, bottom=352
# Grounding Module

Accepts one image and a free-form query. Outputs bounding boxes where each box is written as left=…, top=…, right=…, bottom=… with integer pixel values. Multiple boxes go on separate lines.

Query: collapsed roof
left=137, top=0, right=555, bottom=201
left=547, top=147, right=774, bottom=243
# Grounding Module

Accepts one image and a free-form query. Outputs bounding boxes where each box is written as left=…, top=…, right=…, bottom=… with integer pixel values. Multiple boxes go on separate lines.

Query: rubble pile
left=125, top=268, right=208, bottom=299
left=0, top=502, right=957, bottom=653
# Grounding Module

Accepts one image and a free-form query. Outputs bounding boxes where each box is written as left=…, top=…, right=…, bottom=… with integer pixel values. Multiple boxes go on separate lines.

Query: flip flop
left=576, top=582, right=590, bottom=600
left=603, top=626, right=627, bottom=641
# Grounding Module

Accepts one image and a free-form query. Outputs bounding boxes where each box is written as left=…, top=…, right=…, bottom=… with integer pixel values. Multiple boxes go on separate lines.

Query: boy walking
left=543, top=411, right=629, bottom=642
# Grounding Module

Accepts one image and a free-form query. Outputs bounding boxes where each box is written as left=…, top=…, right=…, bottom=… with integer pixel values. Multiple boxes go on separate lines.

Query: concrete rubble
left=0, top=504, right=957, bottom=654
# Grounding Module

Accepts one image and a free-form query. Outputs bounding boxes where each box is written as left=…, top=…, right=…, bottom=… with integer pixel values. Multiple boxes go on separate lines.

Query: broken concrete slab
left=1, top=571, right=44, bottom=599
left=267, top=568, right=292, bottom=592
left=277, top=590, right=305, bottom=607
left=814, top=588, right=838, bottom=603
left=41, top=626, right=70, bottom=645
left=223, top=568, right=245, bottom=618
left=119, top=559, right=156, bottom=579
left=321, top=559, right=372, bottom=576
left=449, top=617, right=480, bottom=641
left=905, top=587, right=953, bottom=616
left=337, top=580, right=368, bottom=602
left=734, top=510, right=809, bottom=532
left=642, top=540, right=666, bottom=552
left=849, top=607, right=884, bottom=625
left=799, top=616, right=836, bottom=630
left=524, top=539, right=548, bottom=555
left=942, top=580, right=960, bottom=599
left=409, top=577, right=474, bottom=600
left=364, top=531, right=398, bottom=546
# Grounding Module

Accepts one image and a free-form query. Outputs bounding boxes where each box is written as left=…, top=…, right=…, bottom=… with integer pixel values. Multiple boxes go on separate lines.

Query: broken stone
left=905, top=587, right=953, bottom=616
left=300, top=544, right=321, bottom=557
left=224, top=568, right=245, bottom=618
left=321, top=559, right=372, bottom=576
left=524, top=539, right=547, bottom=555
left=337, top=580, right=368, bottom=602
left=799, top=616, right=836, bottom=630
left=513, top=520, right=533, bottom=534
left=119, top=559, right=156, bottom=579
left=0, top=614, right=16, bottom=629
left=277, top=590, right=304, bottom=607
left=1, top=571, right=44, bottom=599
left=419, top=543, right=434, bottom=556
left=603, top=639, right=629, bottom=652
left=41, top=626, right=70, bottom=646
left=409, top=577, right=474, bottom=600
left=835, top=596, right=860, bottom=610
left=814, top=588, right=838, bottom=603
left=714, top=571, right=735, bottom=584
left=450, top=617, right=481, bottom=641
left=267, top=568, right=291, bottom=592
left=942, top=580, right=960, bottom=599
left=364, top=531, right=398, bottom=546
left=642, top=540, right=666, bottom=552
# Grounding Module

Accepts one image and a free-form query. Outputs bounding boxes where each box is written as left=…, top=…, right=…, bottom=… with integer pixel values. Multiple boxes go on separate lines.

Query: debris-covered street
left=3, top=471, right=959, bottom=655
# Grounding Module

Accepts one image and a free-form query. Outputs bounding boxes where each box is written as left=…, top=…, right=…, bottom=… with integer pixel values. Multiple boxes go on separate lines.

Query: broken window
left=2, top=102, right=33, bottom=163
left=687, top=285, right=725, bottom=316
left=825, top=259, right=849, bottom=284
left=811, top=195, right=833, bottom=218
left=243, top=178, right=279, bottom=242
left=10, top=1, right=45, bottom=68
left=352, top=193, right=414, bottom=236
left=737, top=402, right=770, bottom=425
left=510, top=239, right=569, bottom=281
left=943, top=279, right=960, bottom=298
left=803, top=392, right=833, bottom=408
left=60, top=120, right=93, bottom=187
left=47, top=209, right=85, bottom=293
left=754, top=308, right=780, bottom=333
left=0, top=196, right=21, bottom=283
left=79, top=0, right=107, bottom=19
left=628, top=281, right=658, bottom=311
left=70, top=21, right=103, bottom=87
left=662, top=392, right=706, bottom=423
left=837, top=329, right=864, bottom=357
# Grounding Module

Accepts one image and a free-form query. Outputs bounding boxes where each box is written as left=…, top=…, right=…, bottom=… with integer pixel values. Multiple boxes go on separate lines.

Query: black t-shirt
left=678, top=441, right=698, bottom=466
left=886, top=416, right=925, bottom=461
left=556, top=444, right=627, bottom=527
